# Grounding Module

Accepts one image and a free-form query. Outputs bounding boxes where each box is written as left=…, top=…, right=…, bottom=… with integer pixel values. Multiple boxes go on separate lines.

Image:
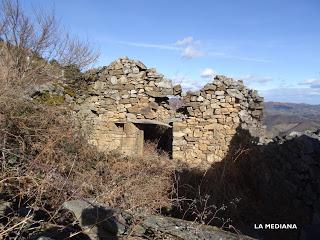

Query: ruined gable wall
left=75, top=57, right=181, bottom=153
left=172, top=75, right=264, bottom=167
left=75, top=57, right=264, bottom=165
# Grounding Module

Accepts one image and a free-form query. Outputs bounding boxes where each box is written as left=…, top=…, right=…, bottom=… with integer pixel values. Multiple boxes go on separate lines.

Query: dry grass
left=0, top=0, right=99, bottom=99
left=169, top=145, right=253, bottom=232
left=0, top=97, right=250, bottom=237
left=0, top=98, right=175, bottom=238
left=0, top=3, right=176, bottom=238
left=94, top=141, right=175, bottom=214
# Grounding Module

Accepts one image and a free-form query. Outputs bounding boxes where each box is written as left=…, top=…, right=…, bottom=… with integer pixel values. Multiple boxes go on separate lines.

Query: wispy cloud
left=261, top=87, right=320, bottom=104
left=200, top=68, right=216, bottom=78
left=240, top=74, right=273, bottom=83
left=300, top=78, right=320, bottom=88
left=117, top=37, right=204, bottom=59
left=176, top=36, right=203, bottom=59
left=175, top=36, right=200, bottom=46
left=117, top=41, right=180, bottom=51
left=116, top=37, right=270, bottom=62
left=182, top=46, right=204, bottom=59
left=171, top=72, right=204, bottom=91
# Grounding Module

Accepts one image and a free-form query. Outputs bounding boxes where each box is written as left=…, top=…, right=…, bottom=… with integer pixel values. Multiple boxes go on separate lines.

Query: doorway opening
left=136, top=122, right=173, bottom=158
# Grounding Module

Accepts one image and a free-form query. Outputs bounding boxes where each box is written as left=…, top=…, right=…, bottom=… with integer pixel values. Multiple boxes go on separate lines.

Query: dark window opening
left=115, top=122, right=124, bottom=130
left=154, top=97, right=169, bottom=105
left=176, top=106, right=189, bottom=115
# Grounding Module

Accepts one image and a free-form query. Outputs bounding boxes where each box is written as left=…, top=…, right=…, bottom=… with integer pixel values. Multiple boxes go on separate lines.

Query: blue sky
left=23, top=0, right=320, bottom=104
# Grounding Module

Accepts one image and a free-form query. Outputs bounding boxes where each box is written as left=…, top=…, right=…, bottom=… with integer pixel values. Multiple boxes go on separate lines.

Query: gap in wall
left=136, top=123, right=173, bottom=157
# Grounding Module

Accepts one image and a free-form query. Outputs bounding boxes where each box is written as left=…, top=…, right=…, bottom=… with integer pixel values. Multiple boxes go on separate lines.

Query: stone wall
left=242, top=130, right=320, bottom=239
left=92, top=122, right=144, bottom=156
left=172, top=76, right=264, bottom=167
left=75, top=57, right=181, bottom=153
left=78, top=57, right=182, bottom=120
left=73, top=57, right=264, bottom=166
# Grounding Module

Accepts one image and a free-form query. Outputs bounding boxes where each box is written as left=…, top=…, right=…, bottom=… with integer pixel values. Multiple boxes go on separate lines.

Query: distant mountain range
left=264, top=102, right=320, bottom=137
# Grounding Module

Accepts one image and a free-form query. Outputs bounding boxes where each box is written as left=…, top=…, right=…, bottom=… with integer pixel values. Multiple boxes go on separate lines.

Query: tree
left=0, top=0, right=99, bottom=97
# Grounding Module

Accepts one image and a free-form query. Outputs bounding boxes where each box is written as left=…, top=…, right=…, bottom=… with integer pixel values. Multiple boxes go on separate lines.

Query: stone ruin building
left=29, top=57, right=320, bottom=238
left=75, top=57, right=264, bottom=167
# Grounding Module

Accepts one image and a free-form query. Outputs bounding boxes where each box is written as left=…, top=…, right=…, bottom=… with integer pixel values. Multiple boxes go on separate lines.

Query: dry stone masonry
left=75, top=57, right=181, bottom=154
left=173, top=76, right=264, bottom=166
left=73, top=57, right=264, bottom=167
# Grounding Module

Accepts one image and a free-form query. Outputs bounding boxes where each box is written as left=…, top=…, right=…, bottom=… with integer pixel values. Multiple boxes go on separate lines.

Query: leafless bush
left=0, top=0, right=99, bottom=98
left=169, top=146, right=253, bottom=232
left=0, top=99, right=175, bottom=238
left=170, top=169, right=242, bottom=231
left=91, top=141, right=175, bottom=214
left=58, top=35, right=99, bottom=71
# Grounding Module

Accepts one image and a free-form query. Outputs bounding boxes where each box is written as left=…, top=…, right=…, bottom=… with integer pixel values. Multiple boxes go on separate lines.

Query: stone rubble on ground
left=62, top=199, right=255, bottom=240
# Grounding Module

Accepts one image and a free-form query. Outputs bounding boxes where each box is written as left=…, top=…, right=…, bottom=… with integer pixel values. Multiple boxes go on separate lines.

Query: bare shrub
left=170, top=147, right=251, bottom=232
left=0, top=0, right=99, bottom=98
left=0, top=99, right=174, bottom=238
left=93, top=141, right=175, bottom=214
left=58, top=35, right=99, bottom=71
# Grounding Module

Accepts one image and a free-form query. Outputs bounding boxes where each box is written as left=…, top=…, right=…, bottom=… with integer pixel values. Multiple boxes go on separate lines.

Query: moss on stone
left=52, top=82, right=76, bottom=97
left=36, top=91, right=65, bottom=105
left=63, top=85, right=76, bottom=97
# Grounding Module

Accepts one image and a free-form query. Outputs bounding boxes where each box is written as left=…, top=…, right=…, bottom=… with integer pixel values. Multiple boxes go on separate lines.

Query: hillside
left=1, top=1, right=320, bottom=239
left=263, top=102, right=320, bottom=137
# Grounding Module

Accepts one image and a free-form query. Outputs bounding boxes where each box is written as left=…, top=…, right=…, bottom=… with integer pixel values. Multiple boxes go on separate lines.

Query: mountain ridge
left=264, top=101, right=320, bottom=137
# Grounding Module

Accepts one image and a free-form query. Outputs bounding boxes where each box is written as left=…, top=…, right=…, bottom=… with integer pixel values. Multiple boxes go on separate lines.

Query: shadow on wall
left=170, top=126, right=320, bottom=240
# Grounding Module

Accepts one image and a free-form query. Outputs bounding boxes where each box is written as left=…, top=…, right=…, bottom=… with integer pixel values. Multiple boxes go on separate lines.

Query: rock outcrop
left=62, top=199, right=254, bottom=240
left=252, top=130, right=320, bottom=216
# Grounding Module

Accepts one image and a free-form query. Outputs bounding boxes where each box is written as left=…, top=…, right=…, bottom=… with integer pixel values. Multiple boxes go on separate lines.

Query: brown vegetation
left=0, top=1, right=175, bottom=237
left=0, top=1, right=246, bottom=239
left=170, top=135, right=252, bottom=232
left=0, top=99, right=175, bottom=238
left=0, top=0, right=99, bottom=98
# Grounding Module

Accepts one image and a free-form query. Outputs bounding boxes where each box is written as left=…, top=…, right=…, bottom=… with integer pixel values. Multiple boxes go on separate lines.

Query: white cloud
left=182, top=46, right=204, bottom=59
left=116, top=38, right=269, bottom=62
left=118, top=38, right=203, bottom=59
left=175, top=36, right=203, bottom=59
left=300, top=78, right=320, bottom=88
left=240, top=74, right=273, bottom=84
left=175, top=36, right=195, bottom=46
left=200, top=68, right=216, bottom=78
left=172, top=73, right=204, bottom=91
